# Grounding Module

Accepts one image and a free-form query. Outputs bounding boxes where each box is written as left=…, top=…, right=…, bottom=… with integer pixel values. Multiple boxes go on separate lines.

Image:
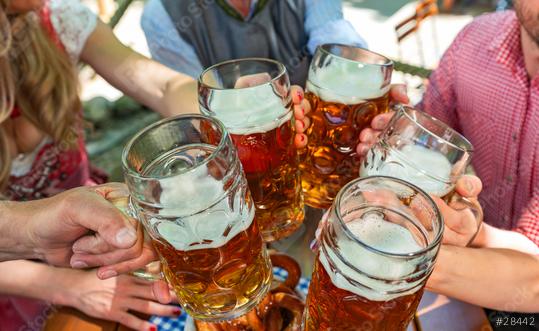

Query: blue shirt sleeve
left=304, top=0, right=367, bottom=54
left=141, top=0, right=204, bottom=78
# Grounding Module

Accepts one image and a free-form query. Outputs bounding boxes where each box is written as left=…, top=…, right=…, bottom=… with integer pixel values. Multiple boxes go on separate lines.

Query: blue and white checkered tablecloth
left=149, top=267, right=311, bottom=331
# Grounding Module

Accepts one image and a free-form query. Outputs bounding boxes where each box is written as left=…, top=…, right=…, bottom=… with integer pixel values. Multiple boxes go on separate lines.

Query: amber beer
left=301, top=44, right=393, bottom=209
left=153, top=213, right=272, bottom=320
left=303, top=177, right=443, bottom=331
left=230, top=118, right=303, bottom=241
left=199, top=59, right=304, bottom=242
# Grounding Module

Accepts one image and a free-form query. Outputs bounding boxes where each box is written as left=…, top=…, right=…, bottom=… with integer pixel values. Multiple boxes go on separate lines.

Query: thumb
left=455, top=175, right=482, bottom=198
left=390, top=84, right=410, bottom=104
left=72, top=192, right=138, bottom=250
left=152, top=280, right=173, bottom=304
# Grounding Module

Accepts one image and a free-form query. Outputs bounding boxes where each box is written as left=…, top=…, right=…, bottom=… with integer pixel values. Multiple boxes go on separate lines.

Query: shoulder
left=455, top=11, right=516, bottom=45
left=49, top=0, right=98, bottom=61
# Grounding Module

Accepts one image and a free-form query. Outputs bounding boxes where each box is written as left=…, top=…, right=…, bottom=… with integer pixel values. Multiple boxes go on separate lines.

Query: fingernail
left=71, top=261, right=88, bottom=269
left=315, top=228, right=321, bottom=239
left=297, top=91, right=303, bottom=101
left=99, top=269, right=117, bottom=279
left=300, top=134, right=305, bottom=142
left=148, top=325, right=157, bottom=331
left=173, top=307, right=182, bottom=316
left=116, top=227, right=137, bottom=247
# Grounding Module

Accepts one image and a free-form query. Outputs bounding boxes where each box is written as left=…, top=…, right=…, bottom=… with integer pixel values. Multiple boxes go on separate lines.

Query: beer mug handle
left=447, top=193, right=483, bottom=247
left=109, top=196, right=163, bottom=281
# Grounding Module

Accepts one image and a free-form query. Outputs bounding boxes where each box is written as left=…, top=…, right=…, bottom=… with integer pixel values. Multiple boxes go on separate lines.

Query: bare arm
left=427, top=245, right=539, bottom=312
left=80, top=20, right=198, bottom=117
left=472, top=223, right=539, bottom=254
left=0, top=260, right=61, bottom=302
left=0, top=202, right=39, bottom=262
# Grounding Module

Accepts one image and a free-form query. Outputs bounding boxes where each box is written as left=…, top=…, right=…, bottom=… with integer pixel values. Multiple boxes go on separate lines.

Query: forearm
left=472, top=223, right=539, bottom=254
left=0, top=201, right=39, bottom=262
left=0, top=260, right=63, bottom=303
left=82, top=21, right=199, bottom=117
left=427, top=245, right=539, bottom=312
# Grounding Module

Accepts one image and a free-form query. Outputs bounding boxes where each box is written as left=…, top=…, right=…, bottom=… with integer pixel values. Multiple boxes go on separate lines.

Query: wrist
left=48, top=267, right=82, bottom=307
left=426, top=246, right=454, bottom=292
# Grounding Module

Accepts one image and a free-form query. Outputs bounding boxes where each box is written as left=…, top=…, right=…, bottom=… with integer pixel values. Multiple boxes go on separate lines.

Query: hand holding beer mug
left=120, top=115, right=272, bottom=321
left=199, top=59, right=304, bottom=242
left=303, top=176, right=443, bottom=331
left=360, top=105, right=483, bottom=246
left=301, top=44, right=393, bottom=209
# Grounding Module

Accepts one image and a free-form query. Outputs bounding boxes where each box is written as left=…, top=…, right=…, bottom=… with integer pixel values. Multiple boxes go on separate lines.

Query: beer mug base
left=260, top=208, right=305, bottom=242
left=185, top=275, right=272, bottom=323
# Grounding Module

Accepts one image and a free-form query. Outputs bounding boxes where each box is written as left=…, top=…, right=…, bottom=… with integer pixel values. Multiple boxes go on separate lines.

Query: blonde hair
left=0, top=0, right=81, bottom=190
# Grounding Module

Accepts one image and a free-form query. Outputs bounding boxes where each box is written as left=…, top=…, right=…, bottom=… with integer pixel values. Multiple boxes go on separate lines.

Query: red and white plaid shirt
left=420, top=11, right=539, bottom=245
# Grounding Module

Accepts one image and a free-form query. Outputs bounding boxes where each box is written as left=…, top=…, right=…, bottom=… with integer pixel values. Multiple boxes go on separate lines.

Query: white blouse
left=50, top=0, right=98, bottom=61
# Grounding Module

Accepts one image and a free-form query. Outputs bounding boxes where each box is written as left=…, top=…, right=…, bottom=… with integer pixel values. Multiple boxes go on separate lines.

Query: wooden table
left=45, top=207, right=493, bottom=331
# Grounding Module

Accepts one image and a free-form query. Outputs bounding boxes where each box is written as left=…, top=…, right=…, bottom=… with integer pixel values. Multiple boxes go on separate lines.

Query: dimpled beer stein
left=122, top=115, right=272, bottom=322
left=301, top=44, right=393, bottom=209
left=361, top=105, right=482, bottom=243
left=304, top=176, right=443, bottom=331
left=199, top=58, right=304, bottom=242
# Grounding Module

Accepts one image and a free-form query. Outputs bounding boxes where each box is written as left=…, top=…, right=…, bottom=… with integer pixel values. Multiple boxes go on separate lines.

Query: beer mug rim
left=317, top=43, right=394, bottom=68
left=198, top=57, right=287, bottom=91
left=334, top=175, right=444, bottom=258
left=121, top=114, right=229, bottom=180
left=396, top=105, right=474, bottom=154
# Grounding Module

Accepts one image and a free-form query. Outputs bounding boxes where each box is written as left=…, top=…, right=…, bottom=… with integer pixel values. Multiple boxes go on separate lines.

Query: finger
left=390, top=84, right=410, bottom=104
left=93, top=182, right=130, bottom=200
left=455, top=175, right=483, bottom=198
left=128, top=298, right=180, bottom=317
left=371, top=112, right=395, bottom=130
left=115, top=311, right=156, bottom=331
left=71, top=221, right=143, bottom=269
left=295, top=117, right=311, bottom=134
left=356, top=143, right=371, bottom=157
left=359, top=128, right=379, bottom=144
left=294, top=133, right=308, bottom=149
left=234, top=73, right=272, bottom=88
left=291, top=86, right=304, bottom=105
left=72, top=234, right=113, bottom=254
left=152, top=280, right=173, bottom=304
left=127, top=277, right=159, bottom=300
left=432, top=196, right=467, bottom=231
left=441, top=225, right=465, bottom=245
left=301, top=98, right=311, bottom=115
left=95, top=244, right=156, bottom=279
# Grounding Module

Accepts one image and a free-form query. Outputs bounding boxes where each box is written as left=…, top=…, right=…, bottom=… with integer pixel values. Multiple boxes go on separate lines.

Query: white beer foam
left=360, top=144, right=453, bottom=197
left=319, top=212, right=424, bottom=301
left=150, top=165, right=254, bottom=251
left=307, top=61, right=389, bottom=105
left=208, top=84, right=291, bottom=135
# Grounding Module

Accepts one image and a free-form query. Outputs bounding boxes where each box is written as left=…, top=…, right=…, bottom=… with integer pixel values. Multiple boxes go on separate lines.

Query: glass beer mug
left=301, top=44, right=393, bottom=209
left=360, top=105, right=483, bottom=243
left=198, top=58, right=304, bottom=242
left=303, top=176, right=443, bottom=330
left=120, top=115, right=272, bottom=321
